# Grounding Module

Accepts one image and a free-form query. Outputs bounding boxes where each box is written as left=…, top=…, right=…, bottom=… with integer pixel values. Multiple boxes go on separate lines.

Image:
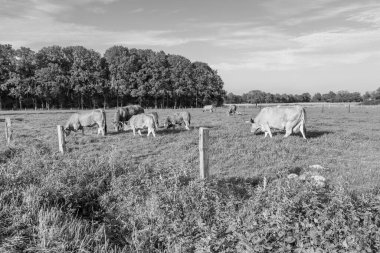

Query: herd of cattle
left=63, top=104, right=307, bottom=139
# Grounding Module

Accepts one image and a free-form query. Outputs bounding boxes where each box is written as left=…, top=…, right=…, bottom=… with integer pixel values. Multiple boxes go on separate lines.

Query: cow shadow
left=306, top=130, right=333, bottom=139
left=106, top=131, right=125, bottom=136
left=158, top=128, right=188, bottom=135
left=193, top=125, right=217, bottom=129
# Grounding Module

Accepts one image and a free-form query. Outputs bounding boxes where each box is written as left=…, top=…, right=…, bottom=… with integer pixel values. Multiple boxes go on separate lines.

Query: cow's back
left=255, top=106, right=304, bottom=129
left=130, top=114, right=154, bottom=129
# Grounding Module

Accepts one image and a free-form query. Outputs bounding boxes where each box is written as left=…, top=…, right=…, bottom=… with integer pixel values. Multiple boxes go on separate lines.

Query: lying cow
left=64, top=109, right=107, bottom=136
left=146, top=111, right=159, bottom=127
left=227, top=104, right=237, bottom=115
left=129, top=114, right=157, bottom=137
left=164, top=111, right=191, bottom=130
left=113, top=104, right=144, bottom=132
left=249, top=106, right=306, bottom=139
left=203, top=105, right=214, bottom=112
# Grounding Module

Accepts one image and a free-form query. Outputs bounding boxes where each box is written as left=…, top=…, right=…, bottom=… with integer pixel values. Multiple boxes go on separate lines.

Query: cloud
left=130, top=8, right=144, bottom=13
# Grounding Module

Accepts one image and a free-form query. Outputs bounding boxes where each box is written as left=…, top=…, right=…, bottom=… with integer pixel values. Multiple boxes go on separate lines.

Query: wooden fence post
left=321, top=104, right=324, bottom=113
left=57, top=125, right=66, bottom=153
left=348, top=104, right=351, bottom=113
left=5, top=117, right=12, bottom=146
left=199, top=127, right=209, bottom=179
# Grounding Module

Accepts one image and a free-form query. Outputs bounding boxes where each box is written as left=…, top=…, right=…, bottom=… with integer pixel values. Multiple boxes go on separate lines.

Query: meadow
left=0, top=105, right=380, bottom=252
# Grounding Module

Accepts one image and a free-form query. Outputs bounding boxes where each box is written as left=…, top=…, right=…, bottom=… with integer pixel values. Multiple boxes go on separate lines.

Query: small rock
left=287, top=174, right=299, bottom=179
left=309, top=164, right=325, bottom=170
left=310, top=175, right=326, bottom=187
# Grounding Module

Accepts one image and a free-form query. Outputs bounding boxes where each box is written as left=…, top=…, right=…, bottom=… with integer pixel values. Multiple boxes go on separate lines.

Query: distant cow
left=249, top=106, right=306, bottom=139
left=203, top=105, right=214, bottom=112
left=113, top=105, right=144, bottom=131
left=146, top=112, right=159, bottom=127
left=64, top=109, right=107, bottom=136
left=164, top=111, right=191, bottom=130
left=129, top=114, right=157, bottom=137
left=227, top=105, right=237, bottom=115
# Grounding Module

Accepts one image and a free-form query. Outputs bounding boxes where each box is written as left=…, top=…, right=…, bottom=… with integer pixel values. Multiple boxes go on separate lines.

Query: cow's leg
left=263, top=124, right=272, bottom=138
left=300, top=122, right=307, bottom=139
left=147, top=128, right=151, bottom=137
left=284, top=122, right=293, bottom=138
left=79, top=126, right=84, bottom=136
left=148, top=127, right=156, bottom=137
left=138, top=130, right=142, bottom=136
left=185, top=123, right=190, bottom=130
left=132, top=127, right=136, bottom=136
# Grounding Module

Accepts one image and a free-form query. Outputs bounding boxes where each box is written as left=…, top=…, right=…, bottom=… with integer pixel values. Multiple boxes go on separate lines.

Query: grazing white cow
left=164, top=111, right=191, bottom=130
left=129, top=114, right=157, bottom=137
left=203, top=105, right=214, bottom=112
left=249, top=106, right=306, bottom=139
left=113, top=105, right=144, bottom=132
left=227, top=104, right=237, bottom=115
left=146, top=112, right=159, bottom=127
left=64, top=109, right=107, bottom=136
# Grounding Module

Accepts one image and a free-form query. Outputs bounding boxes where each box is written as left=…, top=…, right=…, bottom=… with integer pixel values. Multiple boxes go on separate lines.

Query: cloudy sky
left=1, top=0, right=380, bottom=95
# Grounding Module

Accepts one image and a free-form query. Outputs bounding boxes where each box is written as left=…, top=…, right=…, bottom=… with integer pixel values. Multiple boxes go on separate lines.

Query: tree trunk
left=154, top=96, right=158, bottom=109
left=32, top=98, right=37, bottom=110
left=19, top=98, right=22, bottom=110
left=0, top=96, right=2, bottom=110
left=81, top=94, right=84, bottom=110
left=103, top=95, right=107, bottom=109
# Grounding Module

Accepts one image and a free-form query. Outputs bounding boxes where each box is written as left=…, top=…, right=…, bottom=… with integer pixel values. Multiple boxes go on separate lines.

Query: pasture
left=1, top=105, right=380, bottom=252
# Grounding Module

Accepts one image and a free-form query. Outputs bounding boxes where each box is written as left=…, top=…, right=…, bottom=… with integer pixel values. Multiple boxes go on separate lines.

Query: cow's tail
left=299, top=107, right=306, bottom=137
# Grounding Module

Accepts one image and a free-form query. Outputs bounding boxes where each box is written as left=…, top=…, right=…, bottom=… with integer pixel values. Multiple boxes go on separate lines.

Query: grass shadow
left=209, top=176, right=262, bottom=200
left=0, top=147, right=19, bottom=164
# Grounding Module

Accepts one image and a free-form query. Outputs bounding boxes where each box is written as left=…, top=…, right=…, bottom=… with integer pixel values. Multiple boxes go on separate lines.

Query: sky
left=1, top=0, right=380, bottom=95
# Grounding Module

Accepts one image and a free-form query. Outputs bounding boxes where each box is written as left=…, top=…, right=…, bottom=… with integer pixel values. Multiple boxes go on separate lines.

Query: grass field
left=1, top=105, right=380, bottom=252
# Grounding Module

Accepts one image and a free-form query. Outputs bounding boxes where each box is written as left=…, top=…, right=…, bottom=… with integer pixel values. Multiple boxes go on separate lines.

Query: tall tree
left=0, top=44, right=16, bottom=109
left=69, top=46, right=101, bottom=109
left=35, top=46, right=70, bottom=109
left=3, top=47, right=36, bottom=109
left=168, top=55, right=193, bottom=108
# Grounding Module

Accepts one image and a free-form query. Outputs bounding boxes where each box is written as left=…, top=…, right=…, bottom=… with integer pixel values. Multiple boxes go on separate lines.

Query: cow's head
left=122, top=123, right=130, bottom=131
left=112, top=121, right=122, bottom=132
left=250, top=118, right=261, bottom=134
left=63, top=127, right=71, bottom=137
left=163, top=117, right=173, bottom=129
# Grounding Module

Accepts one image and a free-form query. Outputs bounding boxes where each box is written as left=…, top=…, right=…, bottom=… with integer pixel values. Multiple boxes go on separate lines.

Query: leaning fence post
left=199, top=127, right=209, bottom=179
left=5, top=117, right=12, bottom=146
left=57, top=125, right=66, bottom=153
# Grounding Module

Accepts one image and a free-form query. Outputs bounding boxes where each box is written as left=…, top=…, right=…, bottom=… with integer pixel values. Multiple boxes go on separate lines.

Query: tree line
left=0, top=44, right=225, bottom=110
left=225, top=88, right=380, bottom=104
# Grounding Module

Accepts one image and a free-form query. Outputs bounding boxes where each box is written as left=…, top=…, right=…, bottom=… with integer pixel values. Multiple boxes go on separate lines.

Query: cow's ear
left=250, top=118, right=254, bottom=123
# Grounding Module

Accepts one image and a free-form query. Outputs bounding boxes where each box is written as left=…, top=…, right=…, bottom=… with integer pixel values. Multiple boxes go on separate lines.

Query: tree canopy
left=0, top=44, right=225, bottom=109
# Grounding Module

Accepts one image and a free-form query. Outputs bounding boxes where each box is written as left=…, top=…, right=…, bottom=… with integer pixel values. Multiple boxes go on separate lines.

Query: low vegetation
left=1, top=105, right=380, bottom=252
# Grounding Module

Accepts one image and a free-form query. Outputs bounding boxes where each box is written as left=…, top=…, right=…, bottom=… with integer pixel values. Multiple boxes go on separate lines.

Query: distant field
left=1, top=105, right=380, bottom=190
left=1, top=105, right=380, bottom=251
